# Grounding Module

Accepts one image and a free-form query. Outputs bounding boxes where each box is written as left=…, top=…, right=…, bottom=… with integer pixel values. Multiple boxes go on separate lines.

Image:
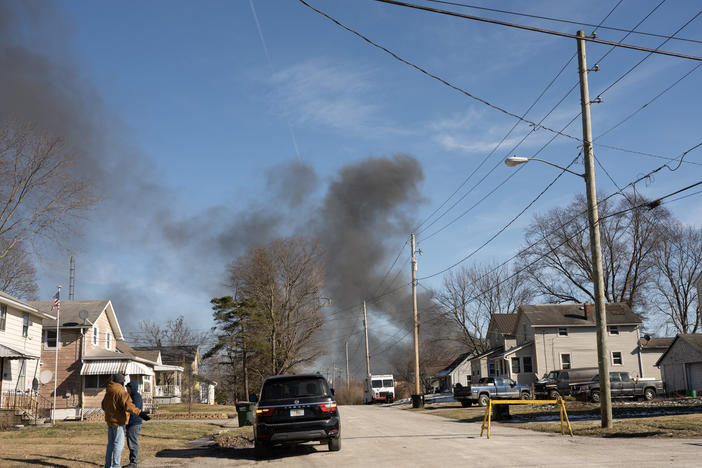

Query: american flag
left=51, top=290, right=60, bottom=311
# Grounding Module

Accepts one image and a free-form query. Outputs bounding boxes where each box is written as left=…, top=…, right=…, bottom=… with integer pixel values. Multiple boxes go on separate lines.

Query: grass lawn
left=418, top=400, right=702, bottom=438
left=0, top=420, right=228, bottom=467
left=152, top=403, right=237, bottom=419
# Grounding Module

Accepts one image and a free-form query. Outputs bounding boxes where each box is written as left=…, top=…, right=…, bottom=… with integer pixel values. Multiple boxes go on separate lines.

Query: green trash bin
left=236, top=402, right=254, bottom=426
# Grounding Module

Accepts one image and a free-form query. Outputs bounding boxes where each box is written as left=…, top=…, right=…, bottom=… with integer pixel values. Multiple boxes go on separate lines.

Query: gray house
left=656, top=334, right=702, bottom=394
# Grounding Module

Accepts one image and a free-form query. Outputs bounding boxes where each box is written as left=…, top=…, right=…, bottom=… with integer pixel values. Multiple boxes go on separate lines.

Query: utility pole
left=68, top=256, right=75, bottom=300
left=577, top=30, right=612, bottom=428
left=345, top=340, right=350, bottom=388
left=363, top=301, right=371, bottom=377
left=411, top=233, right=421, bottom=402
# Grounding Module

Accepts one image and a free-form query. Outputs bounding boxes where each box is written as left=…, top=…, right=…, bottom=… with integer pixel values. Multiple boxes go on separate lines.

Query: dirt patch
left=213, top=427, right=254, bottom=448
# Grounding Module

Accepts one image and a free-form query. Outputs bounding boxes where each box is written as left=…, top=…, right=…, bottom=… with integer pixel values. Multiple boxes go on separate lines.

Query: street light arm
left=526, top=158, right=585, bottom=178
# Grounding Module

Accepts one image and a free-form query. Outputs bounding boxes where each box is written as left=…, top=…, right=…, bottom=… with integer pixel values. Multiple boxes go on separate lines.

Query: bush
left=335, top=383, right=364, bottom=405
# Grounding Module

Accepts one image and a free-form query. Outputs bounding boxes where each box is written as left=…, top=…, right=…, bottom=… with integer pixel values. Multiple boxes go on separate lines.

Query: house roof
left=518, top=303, right=641, bottom=327
left=133, top=345, right=199, bottom=365
left=639, top=337, right=674, bottom=349
left=1, top=290, right=54, bottom=319
left=492, top=314, right=518, bottom=335
left=435, top=352, right=471, bottom=377
left=0, top=343, right=40, bottom=359
left=655, top=334, right=702, bottom=366
left=494, top=341, right=534, bottom=359
left=468, top=346, right=503, bottom=361
left=29, top=299, right=109, bottom=327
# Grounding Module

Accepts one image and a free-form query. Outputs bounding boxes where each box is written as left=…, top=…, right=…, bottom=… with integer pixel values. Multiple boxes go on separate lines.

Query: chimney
left=584, top=303, right=593, bottom=320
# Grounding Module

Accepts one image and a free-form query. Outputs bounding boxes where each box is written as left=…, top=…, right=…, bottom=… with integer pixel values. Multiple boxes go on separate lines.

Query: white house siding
left=638, top=350, right=664, bottom=380
left=659, top=340, right=702, bottom=393
left=1, top=304, right=44, bottom=393
left=506, top=345, right=538, bottom=385
left=450, top=359, right=472, bottom=386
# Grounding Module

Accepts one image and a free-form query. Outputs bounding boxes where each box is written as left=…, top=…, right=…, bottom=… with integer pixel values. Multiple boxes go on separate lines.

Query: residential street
left=140, top=405, right=702, bottom=467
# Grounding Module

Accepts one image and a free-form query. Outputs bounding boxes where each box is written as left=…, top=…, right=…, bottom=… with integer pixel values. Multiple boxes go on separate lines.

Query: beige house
left=134, top=345, right=199, bottom=402
left=467, top=314, right=518, bottom=381
left=28, top=300, right=159, bottom=420
left=637, top=336, right=673, bottom=380
left=0, top=291, right=55, bottom=420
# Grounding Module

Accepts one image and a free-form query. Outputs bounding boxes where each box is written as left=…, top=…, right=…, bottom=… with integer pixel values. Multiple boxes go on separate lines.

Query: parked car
left=253, top=374, right=341, bottom=457
left=453, top=377, right=531, bottom=407
left=572, top=372, right=664, bottom=403
left=534, top=367, right=599, bottom=399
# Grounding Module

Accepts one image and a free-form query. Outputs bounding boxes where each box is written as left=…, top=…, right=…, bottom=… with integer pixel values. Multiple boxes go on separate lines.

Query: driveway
left=140, top=405, right=702, bottom=467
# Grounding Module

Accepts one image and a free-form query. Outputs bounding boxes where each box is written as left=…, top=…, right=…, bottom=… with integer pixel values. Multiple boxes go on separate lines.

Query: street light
left=504, top=154, right=613, bottom=428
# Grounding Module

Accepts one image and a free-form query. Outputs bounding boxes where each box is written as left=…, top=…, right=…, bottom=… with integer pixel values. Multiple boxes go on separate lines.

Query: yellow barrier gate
left=480, top=399, right=573, bottom=439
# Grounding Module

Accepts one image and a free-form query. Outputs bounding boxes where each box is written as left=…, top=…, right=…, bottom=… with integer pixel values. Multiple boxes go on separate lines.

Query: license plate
left=290, top=409, right=304, bottom=417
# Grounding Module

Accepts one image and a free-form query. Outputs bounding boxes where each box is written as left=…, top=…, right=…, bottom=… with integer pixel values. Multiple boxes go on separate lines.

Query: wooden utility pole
left=363, top=301, right=371, bottom=377
left=577, top=30, right=612, bottom=428
left=411, top=233, right=421, bottom=397
left=345, top=340, right=350, bottom=388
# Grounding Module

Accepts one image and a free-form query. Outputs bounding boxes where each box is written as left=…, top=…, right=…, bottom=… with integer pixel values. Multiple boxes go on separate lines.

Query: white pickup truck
left=364, top=374, right=395, bottom=404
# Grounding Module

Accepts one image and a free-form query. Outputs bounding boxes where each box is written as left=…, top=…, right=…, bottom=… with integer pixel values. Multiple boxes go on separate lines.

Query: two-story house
left=466, top=314, right=518, bottom=382
left=28, top=299, right=159, bottom=420
left=134, top=345, right=199, bottom=403
left=505, top=302, right=642, bottom=385
left=0, top=291, right=55, bottom=415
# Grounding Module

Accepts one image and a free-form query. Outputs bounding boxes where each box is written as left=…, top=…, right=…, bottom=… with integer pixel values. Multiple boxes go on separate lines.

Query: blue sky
left=9, top=0, right=701, bottom=369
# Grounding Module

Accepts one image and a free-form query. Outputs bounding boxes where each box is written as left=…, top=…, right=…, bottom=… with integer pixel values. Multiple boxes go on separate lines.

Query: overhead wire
left=423, top=0, right=702, bottom=45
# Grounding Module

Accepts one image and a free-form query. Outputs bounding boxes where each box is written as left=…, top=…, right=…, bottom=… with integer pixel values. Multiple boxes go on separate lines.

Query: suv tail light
left=256, top=407, right=274, bottom=417
left=319, top=402, right=337, bottom=412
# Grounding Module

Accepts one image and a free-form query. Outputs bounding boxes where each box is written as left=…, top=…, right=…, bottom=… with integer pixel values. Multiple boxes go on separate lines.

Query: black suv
left=253, top=374, right=341, bottom=457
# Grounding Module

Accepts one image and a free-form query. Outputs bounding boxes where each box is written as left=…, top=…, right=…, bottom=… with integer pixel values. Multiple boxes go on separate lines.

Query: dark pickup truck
left=572, top=372, right=664, bottom=403
left=454, top=377, right=531, bottom=407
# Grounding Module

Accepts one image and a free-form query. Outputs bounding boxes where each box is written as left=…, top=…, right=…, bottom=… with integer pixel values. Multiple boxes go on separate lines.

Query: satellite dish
left=79, top=309, right=89, bottom=320
left=39, top=370, right=53, bottom=384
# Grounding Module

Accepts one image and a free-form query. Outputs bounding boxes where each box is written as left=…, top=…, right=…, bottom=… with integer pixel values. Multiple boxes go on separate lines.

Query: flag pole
left=51, top=286, right=61, bottom=425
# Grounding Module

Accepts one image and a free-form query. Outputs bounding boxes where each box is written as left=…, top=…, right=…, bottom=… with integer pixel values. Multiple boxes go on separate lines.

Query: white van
left=363, top=374, right=395, bottom=404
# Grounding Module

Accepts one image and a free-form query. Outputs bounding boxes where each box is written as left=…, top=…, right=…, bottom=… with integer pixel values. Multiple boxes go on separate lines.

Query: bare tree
left=0, top=121, right=97, bottom=260
left=651, top=223, right=702, bottom=333
left=0, top=240, right=38, bottom=299
left=134, top=315, right=208, bottom=347
left=434, top=262, right=534, bottom=353
left=519, top=193, right=669, bottom=316
left=228, top=236, right=327, bottom=376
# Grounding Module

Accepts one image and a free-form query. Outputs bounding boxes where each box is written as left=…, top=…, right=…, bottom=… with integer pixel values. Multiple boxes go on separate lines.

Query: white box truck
left=364, top=374, right=395, bottom=404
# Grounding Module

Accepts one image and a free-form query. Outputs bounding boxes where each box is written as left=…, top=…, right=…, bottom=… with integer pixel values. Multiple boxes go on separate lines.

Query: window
left=511, top=357, right=521, bottom=374
left=45, top=329, right=58, bottom=349
left=0, top=303, right=6, bottom=331
left=608, top=326, right=619, bottom=335
left=488, top=362, right=495, bottom=376
left=85, top=374, right=112, bottom=389
left=560, top=353, right=571, bottom=369
left=612, top=351, right=623, bottom=366
left=22, top=314, right=29, bottom=337
left=92, top=326, right=99, bottom=346
left=523, top=356, right=533, bottom=373
left=105, top=332, right=112, bottom=350
left=558, top=328, right=568, bottom=336
left=143, top=376, right=152, bottom=393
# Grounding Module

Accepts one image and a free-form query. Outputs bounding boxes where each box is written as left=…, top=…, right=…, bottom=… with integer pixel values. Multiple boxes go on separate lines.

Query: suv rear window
left=261, top=377, right=330, bottom=400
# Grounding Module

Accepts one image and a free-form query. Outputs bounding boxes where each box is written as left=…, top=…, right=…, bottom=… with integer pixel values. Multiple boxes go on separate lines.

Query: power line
left=298, top=0, right=583, bottom=142
left=374, top=0, right=702, bottom=62
left=423, top=0, right=702, bottom=45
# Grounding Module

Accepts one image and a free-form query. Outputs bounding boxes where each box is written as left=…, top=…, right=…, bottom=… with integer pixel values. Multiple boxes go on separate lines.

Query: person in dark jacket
left=125, top=381, right=145, bottom=468
left=101, top=373, right=150, bottom=468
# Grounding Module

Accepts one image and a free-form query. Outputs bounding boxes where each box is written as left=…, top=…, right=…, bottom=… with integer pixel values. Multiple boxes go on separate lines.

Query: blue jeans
left=105, top=425, right=125, bottom=468
left=126, top=423, right=142, bottom=464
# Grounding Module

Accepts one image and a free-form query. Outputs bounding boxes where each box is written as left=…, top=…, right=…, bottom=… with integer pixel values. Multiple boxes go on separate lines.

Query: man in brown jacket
left=101, top=373, right=150, bottom=468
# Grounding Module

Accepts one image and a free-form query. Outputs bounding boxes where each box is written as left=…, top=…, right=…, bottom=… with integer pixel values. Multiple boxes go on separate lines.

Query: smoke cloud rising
left=1, top=1, right=432, bottom=375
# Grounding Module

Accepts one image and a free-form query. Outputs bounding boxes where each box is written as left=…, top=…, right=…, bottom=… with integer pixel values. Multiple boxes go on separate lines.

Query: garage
left=656, top=334, right=702, bottom=394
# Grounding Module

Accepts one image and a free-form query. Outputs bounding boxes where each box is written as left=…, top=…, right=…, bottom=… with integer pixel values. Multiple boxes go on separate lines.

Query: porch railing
left=1, top=391, right=51, bottom=424
left=154, top=385, right=181, bottom=397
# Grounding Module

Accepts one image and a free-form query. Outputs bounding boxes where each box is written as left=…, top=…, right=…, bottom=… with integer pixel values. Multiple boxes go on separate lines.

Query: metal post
left=411, top=233, right=421, bottom=397
left=577, top=30, right=612, bottom=428
left=51, top=286, right=61, bottom=424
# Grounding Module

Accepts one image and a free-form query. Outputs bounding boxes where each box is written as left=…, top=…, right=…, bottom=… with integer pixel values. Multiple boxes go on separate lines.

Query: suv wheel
left=478, top=394, right=490, bottom=407
left=328, top=437, right=341, bottom=452
left=254, top=440, right=268, bottom=459
left=590, top=390, right=600, bottom=403
left=548, top=390, right=561, bottom=400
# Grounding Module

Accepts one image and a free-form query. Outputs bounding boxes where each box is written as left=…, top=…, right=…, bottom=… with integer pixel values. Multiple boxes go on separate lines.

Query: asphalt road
left=141, top=405, right=702, bottom=467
